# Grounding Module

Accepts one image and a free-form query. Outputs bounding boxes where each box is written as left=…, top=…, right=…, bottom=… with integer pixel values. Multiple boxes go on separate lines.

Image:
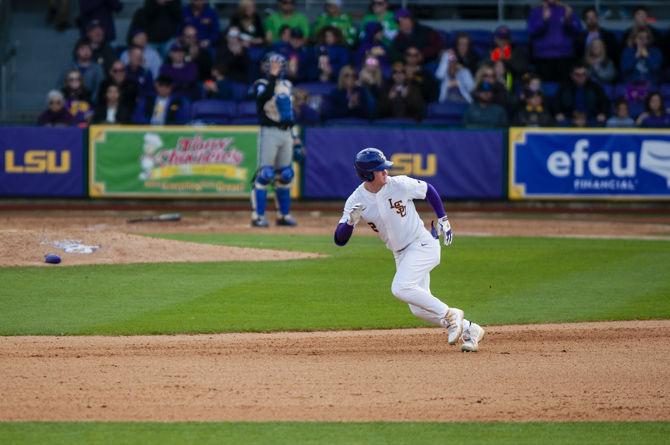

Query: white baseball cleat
left=461, top=322, right=485, bottom=352
left=441, top=308, right=464, bottom=345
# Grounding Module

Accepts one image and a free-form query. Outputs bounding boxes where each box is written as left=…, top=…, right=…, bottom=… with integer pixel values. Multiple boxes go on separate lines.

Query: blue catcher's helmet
left=262, top=52, right=287, bottom=75
left=354, top=148, right=393, bottom=181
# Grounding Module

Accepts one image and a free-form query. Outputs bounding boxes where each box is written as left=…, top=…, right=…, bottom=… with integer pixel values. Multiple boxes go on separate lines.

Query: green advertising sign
left=89, top=125, right=259, bottom=197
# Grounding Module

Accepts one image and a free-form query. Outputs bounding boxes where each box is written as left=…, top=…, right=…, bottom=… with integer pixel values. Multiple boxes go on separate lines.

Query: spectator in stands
left=637, top=92, right=670, bottom=127
left=325, top=65, right=374, bottom=120
left=475, top=63, right=511, bottom=111
left=77, top=0, right=122, bottom=42
left=160, top=42, right=199, bottom=100
left=133, top=74, right=189, bottom=124
left=58, top=39, right=104, bottom=104
left=121, top=29, right=163, bottom=78
left=92, top=84, right=133, bottom=124
left=571, top=110, right=587, bottom=127
left=85, top=19, right=117, bottom=73
left=576, top=7, right=619, bottom=67
left=312, top=0, right=357, bottom=48
left=583, top=38, right=616, bottom=84
left=620, top=27, right=663, bottom=87
left=622, top=6, right=663, bottom=51
left=228, top=0, right=265, bottom=47
left=514, top=89, right=554, bottom=127
left=98, top=60, right=139, bottom=109
left=284, top=28, right=313, bottom=83
left=130, top=0, right=183, bottom=53
left=215, top=27, right=252, bottom=84
left=202, top=64, right=235, bottom=100
left=355, top=22, right=391, bottom=77
left=315, top=26, right=351, bottom=82
left=463, top=81, right=508, bottom=128
left=182, top=0, right=220, bottom=49
left=358, top=56, right=384, bottom=102
left=359, top=0, right=397, bottom=45
left=377, top=61, right=425, bottom=121
left=125, top=45, right=156, bottom=99
left=454, top=32, right=480, bottom=74
left=554, top=63, right=609, bottom=124
left=292, top=87, right=321, bottom=125
left=606, top=98, right=635, bottom=128
left=61, top=69, right=94, bottom=124
left=179, top=24, right=213, bottom=81
left=435, top=50, right=474, bottom=103
left=391, top=8, right=443, bottom=65
left=264, top=0, right=309, bottom=44
left=489, top=25, right=528, bottom=82
left=403, top=45, right=438, bottom=103
left=527, top=0, right=581, bottom=82
left=270, top=25, right=293, bottom=57
left=38, top=90, right=75, bottom=126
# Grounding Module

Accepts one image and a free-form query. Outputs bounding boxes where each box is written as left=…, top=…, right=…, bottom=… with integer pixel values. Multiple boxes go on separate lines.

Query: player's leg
left=274, top=129, right=297, bottom=226
left=251, top=128, right=280, bottom=227
left=391, top=239, right=463, bottom=344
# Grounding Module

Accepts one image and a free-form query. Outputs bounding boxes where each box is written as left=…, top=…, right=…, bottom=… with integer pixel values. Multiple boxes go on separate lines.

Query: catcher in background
left=334, top=147, right=485, bottom=352
left=250, top=52, right=303, bottom=227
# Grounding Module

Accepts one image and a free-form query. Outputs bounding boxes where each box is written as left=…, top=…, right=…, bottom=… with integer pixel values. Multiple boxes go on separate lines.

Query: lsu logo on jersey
left=390, top=154, right=437, bottom=176
left=388, top=198, right=406, bottom=217
left=4, top=150, right=71, bottom=173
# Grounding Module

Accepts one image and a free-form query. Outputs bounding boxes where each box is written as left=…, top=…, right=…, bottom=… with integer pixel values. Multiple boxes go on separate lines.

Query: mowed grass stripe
left=0, top=422, right=668, bottom=445
left=1, top=235, right=669, bottom=335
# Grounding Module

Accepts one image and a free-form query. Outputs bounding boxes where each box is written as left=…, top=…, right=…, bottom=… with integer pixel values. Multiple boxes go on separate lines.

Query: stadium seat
left=659, top=83, right=670, bottom=99
left=324, top=118, right=370, bottom=125
left=427, top=101, right=469, bottom=121
left=601, top=83, right=615, bottom=100
left=541, top=82, right=560, bottom=98
left=231, top=82, right=251, bottom=101
left=373, top=118, right=419, bottom=126
left=230, top=117, right=260, bottom=125
left=236, top=100, right=256, bottom=117
left=628, top=101, right=645, bottom=119
left=190, top=99, right=236, bottom=124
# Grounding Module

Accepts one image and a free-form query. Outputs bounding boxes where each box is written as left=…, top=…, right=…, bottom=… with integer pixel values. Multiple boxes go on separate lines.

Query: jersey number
left=367, top=222, right=379, bottom=233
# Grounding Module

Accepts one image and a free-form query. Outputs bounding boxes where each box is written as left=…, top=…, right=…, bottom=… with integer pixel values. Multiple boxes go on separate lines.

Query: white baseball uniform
left=339, top=175, right=471, bottom=327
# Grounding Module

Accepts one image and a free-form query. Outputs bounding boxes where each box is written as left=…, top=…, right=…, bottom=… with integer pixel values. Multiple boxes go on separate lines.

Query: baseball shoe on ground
left=461, top=322, right=485, bottom=352
left=251, top=216, right=269, bottom=228
left=441, top=308, right=464, bottom=345
left=276, top=214, right=298, bottom=226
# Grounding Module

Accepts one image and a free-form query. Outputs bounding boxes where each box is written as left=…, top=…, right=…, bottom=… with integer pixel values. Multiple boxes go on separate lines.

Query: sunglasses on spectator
left=49, top=100, right=63, bottom=105
left=68, top=77, right=81, bottom=81
left=372, top=1, right=385, bottom=5
left=406, top=52, right=420, bottom=57
left=393, top=69, right=404, bottom=74
left=112, top=67, right=125, bottom=73
left=343, top=73, right=356, bottom=78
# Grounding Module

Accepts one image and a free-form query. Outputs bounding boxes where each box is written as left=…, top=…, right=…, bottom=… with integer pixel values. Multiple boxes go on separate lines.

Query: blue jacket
left=527, top=3, right=580, bottom=59
left=620, top=46, right=663, bottom=85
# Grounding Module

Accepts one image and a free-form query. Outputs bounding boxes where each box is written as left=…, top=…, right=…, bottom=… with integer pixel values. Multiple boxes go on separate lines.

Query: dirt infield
left=1, top=320, right=668, bottom=422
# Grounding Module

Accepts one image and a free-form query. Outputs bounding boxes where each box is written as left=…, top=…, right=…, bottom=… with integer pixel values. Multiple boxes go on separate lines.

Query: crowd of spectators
left=39, top=0, right=670, bottom=128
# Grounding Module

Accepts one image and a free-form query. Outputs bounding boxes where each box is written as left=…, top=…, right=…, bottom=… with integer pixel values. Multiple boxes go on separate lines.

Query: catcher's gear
left=276, top=165, right=294, bottom=185
left=293, top=142, right=305, bottom=162
left=354, top=147, right=393, bottom=182
left=437, top=215, right=453, bottom=246
left=262, top=52, right=287, bottom=75
left=347, top=203, right=365, bottom=226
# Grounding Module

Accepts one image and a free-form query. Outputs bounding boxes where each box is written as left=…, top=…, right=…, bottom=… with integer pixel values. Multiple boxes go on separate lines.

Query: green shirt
left=359, top=11, right=397, bottom=45
left=312, top=13, right=357, bottom=47
left=264, top=12, right=310, bottom=43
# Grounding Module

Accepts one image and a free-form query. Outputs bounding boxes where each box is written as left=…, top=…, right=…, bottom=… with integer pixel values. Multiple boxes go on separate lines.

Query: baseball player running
left=334, top=148, right=485, bottom=352
left=250, top=52, right=301, bottom=227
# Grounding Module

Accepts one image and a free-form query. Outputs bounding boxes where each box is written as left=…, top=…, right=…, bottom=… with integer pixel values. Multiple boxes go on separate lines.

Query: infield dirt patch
left=1, top=320, right=668, bottom=422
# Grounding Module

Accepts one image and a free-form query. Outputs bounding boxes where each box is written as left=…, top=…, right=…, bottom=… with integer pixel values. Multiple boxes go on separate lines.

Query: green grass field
left=2, top=233, right=669, bottom=444
left=1, top=422, right=668, bottom=445
left=1, top=234, right=669, bottom=335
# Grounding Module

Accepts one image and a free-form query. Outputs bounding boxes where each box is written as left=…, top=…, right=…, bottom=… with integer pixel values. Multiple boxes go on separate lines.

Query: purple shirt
left=182, top=4, right=220, bottom=45
left=527, top=3, right=580, bottom=59
left=159, top=62, right=199, bottom=100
